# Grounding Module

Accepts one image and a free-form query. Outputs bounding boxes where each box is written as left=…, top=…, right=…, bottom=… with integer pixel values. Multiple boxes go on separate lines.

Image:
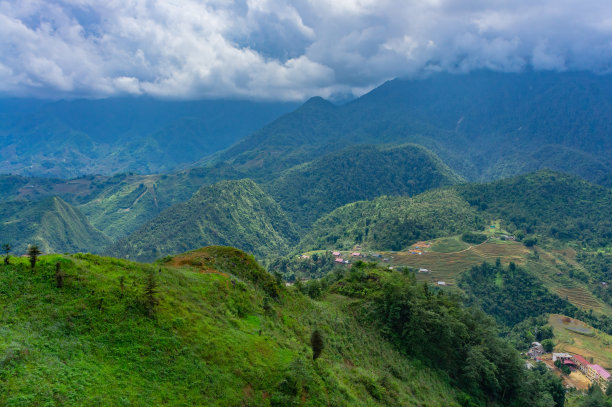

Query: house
left=332, top=251, right=341, bottom=256
left=335, top=258, right=344, bottom=264
left=414, top=241, right=431, bottom=248
left=418, top=268, right=429, bottom=273
left=552, top=353, right=572, bottom=362
left=437, top=281, right=446, bottom=286
left=587, top=365, right=611, bottom=392
left=528, top=342, right=545, bottom=358
left=351, top=252, right=361, bottom=257
left=572, top=355, right=590, bottom=374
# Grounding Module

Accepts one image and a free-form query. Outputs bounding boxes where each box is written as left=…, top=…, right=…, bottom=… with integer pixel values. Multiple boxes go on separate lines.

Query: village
left=298, top=240, right=455, bottom=286
left=297, top=241, right=612, bottom=396
left=528, top=341, right=611, bottom=392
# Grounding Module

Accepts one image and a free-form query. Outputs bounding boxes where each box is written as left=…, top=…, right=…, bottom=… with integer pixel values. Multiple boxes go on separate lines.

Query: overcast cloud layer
left=1, top=0, right=611, bottom=100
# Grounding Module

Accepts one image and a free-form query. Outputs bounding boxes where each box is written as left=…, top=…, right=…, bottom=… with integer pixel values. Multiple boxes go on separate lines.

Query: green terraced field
left=387, top=240, right=529, bottom=284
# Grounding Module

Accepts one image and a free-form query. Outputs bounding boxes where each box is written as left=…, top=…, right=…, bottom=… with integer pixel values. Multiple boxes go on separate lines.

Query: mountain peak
left=298, top=96, right=336, bottom=111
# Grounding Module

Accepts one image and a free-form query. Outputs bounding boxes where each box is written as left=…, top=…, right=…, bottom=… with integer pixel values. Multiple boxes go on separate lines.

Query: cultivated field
left=387, top=239, right=528, bottom=284
left=549, top=314, right=612, bottom=370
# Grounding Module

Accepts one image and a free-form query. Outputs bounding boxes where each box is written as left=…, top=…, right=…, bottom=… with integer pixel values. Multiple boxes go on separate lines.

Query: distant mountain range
left=0, top=70, right=610, bottom=259
left=213, top=70, right=612, bottom=186
left=0, top=98, right=296, bottom=177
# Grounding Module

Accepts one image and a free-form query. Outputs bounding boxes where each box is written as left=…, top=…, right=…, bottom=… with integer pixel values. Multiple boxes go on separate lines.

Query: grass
left=429, top=237, right=469, bottom=253
left=549, top=314, right=612, bottom=370
left=0, top=249, right=460, bottom=406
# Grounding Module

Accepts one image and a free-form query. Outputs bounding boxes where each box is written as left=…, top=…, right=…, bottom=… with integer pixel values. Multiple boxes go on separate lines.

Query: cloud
left=0, top=0, right=610, bottom=100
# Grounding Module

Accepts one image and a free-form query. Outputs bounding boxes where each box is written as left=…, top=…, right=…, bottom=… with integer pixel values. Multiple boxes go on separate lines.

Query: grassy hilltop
left=0, top=247, right=565, bottom=406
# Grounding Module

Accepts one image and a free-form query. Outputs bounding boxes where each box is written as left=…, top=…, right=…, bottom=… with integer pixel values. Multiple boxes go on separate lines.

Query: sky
left=0, top=0, right=611, bottom=101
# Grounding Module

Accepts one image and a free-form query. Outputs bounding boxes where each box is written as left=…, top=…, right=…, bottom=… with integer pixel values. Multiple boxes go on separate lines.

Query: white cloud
left=0, top=0, right=609, bottom=100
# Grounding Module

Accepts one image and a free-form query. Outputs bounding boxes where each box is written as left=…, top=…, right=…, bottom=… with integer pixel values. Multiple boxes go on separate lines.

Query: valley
left=1, top=70, right=611, bottom=406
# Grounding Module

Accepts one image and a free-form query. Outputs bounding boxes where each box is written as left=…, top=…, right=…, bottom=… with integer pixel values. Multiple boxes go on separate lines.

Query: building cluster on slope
left=528, top=342, right=611, bottom=391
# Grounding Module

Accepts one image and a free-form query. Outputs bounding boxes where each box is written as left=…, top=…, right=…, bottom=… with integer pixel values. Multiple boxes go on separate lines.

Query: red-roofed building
left=572, top=355, right=590, bottom=374
left=335, top=258, right=344, bottom=264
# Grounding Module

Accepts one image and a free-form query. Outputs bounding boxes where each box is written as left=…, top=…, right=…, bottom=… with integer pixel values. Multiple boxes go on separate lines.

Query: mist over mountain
left=217, top=70, right=612, bottom=186
left=0, top=98, right=296, bottom=178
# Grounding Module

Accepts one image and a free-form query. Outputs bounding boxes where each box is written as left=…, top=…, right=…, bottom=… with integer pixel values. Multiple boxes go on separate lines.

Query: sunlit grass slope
left=0, top=248, right=460, bottom=406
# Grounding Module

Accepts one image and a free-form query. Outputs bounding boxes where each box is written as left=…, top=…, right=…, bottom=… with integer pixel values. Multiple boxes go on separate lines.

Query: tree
left=27, top=245, right=41, bottom=271
left=2, top=243, right=10, bottom=265
left=55, top=262, right=65, bottom=288
left=541, top=339, right=554, bottom=353
left=144, top=270, right=158, bottom=317
left=118, top=276, right=126, bottom=299
left=310, top=329, right=324, bottom=360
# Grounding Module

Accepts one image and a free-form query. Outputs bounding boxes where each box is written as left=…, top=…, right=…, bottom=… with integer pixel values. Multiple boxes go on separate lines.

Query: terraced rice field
left=387, top=241, right=529, bottom=284
left=549, top=314, right=612, bottom=369
left=554, top=286, right=603, bottom=311
left=523, top=249, right=611, bottom=314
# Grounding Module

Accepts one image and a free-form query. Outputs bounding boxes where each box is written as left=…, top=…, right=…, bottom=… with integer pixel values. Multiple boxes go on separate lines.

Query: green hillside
left=0, top=196, right=110, bottom=255
left=0, top=164, right=244, bottom=240
left=266, top=144, right=462, bottom=231
left=457, top=170, right=612, bottom=247
left=298, top=170, right=612, bottom=254
left=0, top=247, right=564, bottom=406
left=108, top=179, right=299, bottom=262
left=299, top=189, right=483, bottom=251
left=80, top=164, right=245, bottom=240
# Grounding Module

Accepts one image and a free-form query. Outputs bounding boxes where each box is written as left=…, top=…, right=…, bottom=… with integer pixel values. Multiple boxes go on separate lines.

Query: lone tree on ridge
left=27, top=245, right=41, bottom=271
left=2, top=243, right=10, bottom=265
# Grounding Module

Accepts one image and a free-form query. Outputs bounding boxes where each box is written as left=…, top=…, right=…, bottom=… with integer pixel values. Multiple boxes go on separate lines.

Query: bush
left=523, top=237, right=538, bottom=247
left=461, top=232, right=487, bottom=244
left=542, top=339, right=554, bottom=352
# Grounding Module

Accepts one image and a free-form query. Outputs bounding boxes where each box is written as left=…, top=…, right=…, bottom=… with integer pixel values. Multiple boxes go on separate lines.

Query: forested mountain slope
left=265, top=144, right=462, bottom=231
left=299, top=189, right=482, bottom=251
left=0, top=196, right=110, bottom=254
left=457, top=170, right=612, bottom=247
left=299, top=170, right=612, bottom=252
left=215, top=71, right=612, bottom=185
left=0, top=164, right=244, bottom=240
left=108, top=179, right=299, bottom=262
